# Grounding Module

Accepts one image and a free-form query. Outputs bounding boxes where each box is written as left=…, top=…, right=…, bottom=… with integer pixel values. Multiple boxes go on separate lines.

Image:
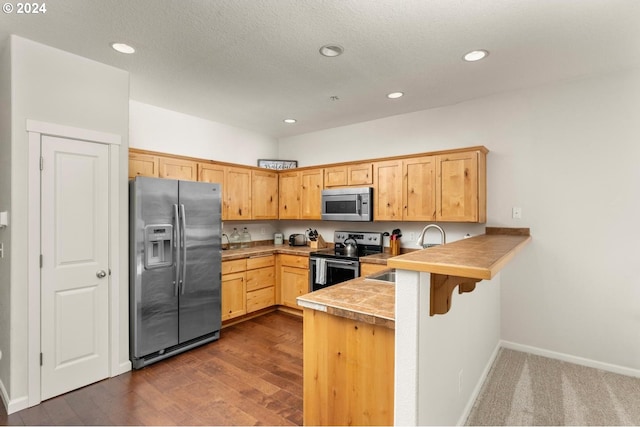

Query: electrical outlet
left=408, top=232, right=415, bottom=242
left=260, top=228, right=266, bottom=235
left=512, top=207, right=522, bottom=219
left=458, top=369, right=464, bottom=394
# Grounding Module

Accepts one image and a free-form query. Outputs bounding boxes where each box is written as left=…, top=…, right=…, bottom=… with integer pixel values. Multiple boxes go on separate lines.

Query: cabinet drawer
left=246, top=254, right=275, bottom=270
left=246, top=266, right=275, bottom=292
left=222, top=259, right=246, bottom=275
left=279, top=254, right=309, bottom=269
left=247, top=286, right=275, bottom=313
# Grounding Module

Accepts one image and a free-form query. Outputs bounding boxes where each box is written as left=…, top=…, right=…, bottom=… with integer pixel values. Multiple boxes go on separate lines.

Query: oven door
left=309, top=257, right=359, bottom=292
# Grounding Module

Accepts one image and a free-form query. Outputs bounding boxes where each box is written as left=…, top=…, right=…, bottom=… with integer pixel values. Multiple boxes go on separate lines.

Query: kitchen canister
left=274, top=232, right=284, bottom=245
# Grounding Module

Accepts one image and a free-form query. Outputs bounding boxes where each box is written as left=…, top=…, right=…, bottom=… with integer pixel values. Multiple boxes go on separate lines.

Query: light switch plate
left=512, top=207, right=522, bottom=219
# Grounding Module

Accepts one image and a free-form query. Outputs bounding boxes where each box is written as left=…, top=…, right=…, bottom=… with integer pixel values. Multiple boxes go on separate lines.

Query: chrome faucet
left=416, top=224, right=446, bottom=248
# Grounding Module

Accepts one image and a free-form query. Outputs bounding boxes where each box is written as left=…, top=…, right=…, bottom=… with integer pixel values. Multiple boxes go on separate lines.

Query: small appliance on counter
left=289, top=233, right=306, bottom=246
left=274, top=232, right=284, bottom=245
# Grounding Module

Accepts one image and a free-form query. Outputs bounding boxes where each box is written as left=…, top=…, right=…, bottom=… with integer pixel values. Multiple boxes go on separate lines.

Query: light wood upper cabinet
left=226, top=166, right=252, bottom=220
left=279, top=171, right=301, bottom=220
left=300, top=169, right=323, bottom=220
left=159, top=157, right=197, bottom=181
left=348, top=162, right=373, bottom=185
left=403, top=156, right=436, bottom=221
left=129, top=146, right=487, bottom=223
left=252, top=170, right=278, bottom=220
left=324, top=166, right=347, bottom=187
left=324, top=163, right=373, bottom=187
left=279, top=169, right=323, bottom=219
left=198, top=162, right=225, bottom=185
left=436, top=150, right=486, bottom=222
left=373, top=160, right=403, bottom=221
left=129, top=152, right=159, bottom=179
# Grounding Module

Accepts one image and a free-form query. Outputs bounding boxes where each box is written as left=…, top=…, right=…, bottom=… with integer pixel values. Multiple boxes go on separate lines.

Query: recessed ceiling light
left=111, top=42, right=135, bottom=54
left=387, top=92, right=404, bottom=99
left=463, top=50, right=489, bottom=62
left=319, top=45, right=344, bottom=57
left=283, top=119, right=297, bottom=124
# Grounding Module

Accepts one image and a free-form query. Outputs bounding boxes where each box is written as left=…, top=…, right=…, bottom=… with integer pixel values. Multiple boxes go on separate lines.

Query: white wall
left=279, top=68, right=640, bottom=373
left=5, top=36, right=129, bottom=409
left=0, top=36, right=12, bottom=408
left=394, top=270, right=501, bottom=425
left=129, top=100, right=278, bottom=166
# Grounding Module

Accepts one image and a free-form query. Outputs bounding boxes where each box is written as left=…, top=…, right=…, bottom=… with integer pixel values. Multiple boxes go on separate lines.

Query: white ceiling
left=1, top=0, right=639, bottom=138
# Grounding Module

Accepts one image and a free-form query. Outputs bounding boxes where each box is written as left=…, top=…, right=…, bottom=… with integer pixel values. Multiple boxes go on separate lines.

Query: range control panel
left=334, top=231, right=382, bottom=246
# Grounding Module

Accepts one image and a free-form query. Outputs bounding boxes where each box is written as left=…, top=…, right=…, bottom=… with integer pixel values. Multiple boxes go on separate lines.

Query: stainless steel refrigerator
left=129, top=176, right=222, bottom=369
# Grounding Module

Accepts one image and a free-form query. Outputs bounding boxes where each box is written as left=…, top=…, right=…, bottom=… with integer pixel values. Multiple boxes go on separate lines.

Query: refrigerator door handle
left=180, top=203, right=187, bottom=294
left=173, top=203, right=180, bottom=297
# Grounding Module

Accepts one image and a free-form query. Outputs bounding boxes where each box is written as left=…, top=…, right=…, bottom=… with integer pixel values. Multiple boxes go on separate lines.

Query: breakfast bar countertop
left=297, top=227, right=531, bottom=326
left=387, top=227, right=531, bottom=280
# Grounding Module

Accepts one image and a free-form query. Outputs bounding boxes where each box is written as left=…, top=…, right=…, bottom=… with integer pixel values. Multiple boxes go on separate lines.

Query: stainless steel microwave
left=321, top=187, right=373, bottom=221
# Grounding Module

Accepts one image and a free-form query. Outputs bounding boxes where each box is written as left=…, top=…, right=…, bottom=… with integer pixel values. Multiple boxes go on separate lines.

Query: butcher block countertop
left=387, top=227, right=531, bottom=280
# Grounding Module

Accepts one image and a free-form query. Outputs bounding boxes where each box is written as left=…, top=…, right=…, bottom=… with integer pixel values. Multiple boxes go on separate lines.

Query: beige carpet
left=465, top=348, right=640, bottom=426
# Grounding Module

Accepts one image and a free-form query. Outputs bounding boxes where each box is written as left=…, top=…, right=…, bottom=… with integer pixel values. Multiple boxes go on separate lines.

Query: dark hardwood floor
left=1, top=312, right=303, bottom=426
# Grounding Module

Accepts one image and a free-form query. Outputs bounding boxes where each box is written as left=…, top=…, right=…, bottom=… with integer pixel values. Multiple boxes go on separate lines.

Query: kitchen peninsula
left=297, top=227, right=531, bottom=426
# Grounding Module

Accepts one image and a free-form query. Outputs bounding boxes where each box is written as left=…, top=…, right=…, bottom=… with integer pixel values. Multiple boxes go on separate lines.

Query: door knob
left=96, top=270, right=107, bottom=278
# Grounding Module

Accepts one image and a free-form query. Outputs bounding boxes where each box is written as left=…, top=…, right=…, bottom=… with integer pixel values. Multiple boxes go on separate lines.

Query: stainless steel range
left=309, top=231, right=383, bottom=292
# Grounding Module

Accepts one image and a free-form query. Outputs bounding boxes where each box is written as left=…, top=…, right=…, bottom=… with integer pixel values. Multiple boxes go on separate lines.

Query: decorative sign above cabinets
left=257, top=159, right=298, bottom=170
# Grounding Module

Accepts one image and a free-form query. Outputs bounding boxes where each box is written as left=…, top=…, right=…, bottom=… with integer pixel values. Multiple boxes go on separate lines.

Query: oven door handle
left=325, top=259, right=358, bottom=267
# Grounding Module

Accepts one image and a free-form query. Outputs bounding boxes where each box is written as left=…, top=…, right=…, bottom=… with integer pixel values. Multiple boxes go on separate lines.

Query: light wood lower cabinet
left=222, top=256, right=276, bottom=319
left=303, top=309, right=394, bottom=426
left=278, top=254, right=309, bottom=310
left=221, top=259, right=247, bottom=321
left=360, top=263, right=390, bottom=277
left=246, top=255, right=275, bottom=313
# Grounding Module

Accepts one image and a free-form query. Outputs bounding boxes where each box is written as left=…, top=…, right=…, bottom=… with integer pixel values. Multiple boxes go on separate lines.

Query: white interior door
left=40, top=135, right=110, bottom=400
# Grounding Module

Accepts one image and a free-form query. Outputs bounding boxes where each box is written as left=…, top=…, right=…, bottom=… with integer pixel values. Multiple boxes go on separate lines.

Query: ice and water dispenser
left=143, top=224, right=173, bottom=269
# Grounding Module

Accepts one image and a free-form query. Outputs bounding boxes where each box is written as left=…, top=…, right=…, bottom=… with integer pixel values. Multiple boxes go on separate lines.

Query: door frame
left=26, top=120, right=126, bottom=407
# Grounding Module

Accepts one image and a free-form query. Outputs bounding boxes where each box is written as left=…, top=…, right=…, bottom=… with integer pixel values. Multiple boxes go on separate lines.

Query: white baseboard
left=500, top=340, right=640, bottom=378
left=456, top=341, right=502, bottom=426
left=0, top=379, right=28, bottom=415
left=115, top=360, right=132, bottom=376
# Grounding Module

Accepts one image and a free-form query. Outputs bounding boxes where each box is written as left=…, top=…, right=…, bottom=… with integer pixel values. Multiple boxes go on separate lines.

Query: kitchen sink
left=365, top=269, right=396, bottom=283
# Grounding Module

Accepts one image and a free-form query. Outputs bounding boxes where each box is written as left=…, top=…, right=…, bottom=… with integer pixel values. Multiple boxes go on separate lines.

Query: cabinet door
left=281, top=266, right=309, bottom=309
left=324, top=166, right=347, bottom=187
left=247, top=287, right=275, bottom=313
left=373, top=160, right=403, bottom=221
left=300, top=168, right=323, bottom=220
left=436, top=151, right=480, bottom=222
left=198, top=162, right=227, bottom=219
left=221, top=272, right=246, bottom=321
left=252, top=170, right=279, bottom=220
left=360, top=263, right=390, bottom=277
left=198, top=162, right=225, bottom=185
left=159, top=157, right=198, bottom=181
left=129, top=153, right=159, bottom=179
left=279, top=171, right=300, bottom=219
left=403, top=156, right=436, bottom=221
left=348, top=163, right=373, bottom=185
left=246, top=266, right=276, bottom=292
left=226, top=166, right=252, bottom=220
